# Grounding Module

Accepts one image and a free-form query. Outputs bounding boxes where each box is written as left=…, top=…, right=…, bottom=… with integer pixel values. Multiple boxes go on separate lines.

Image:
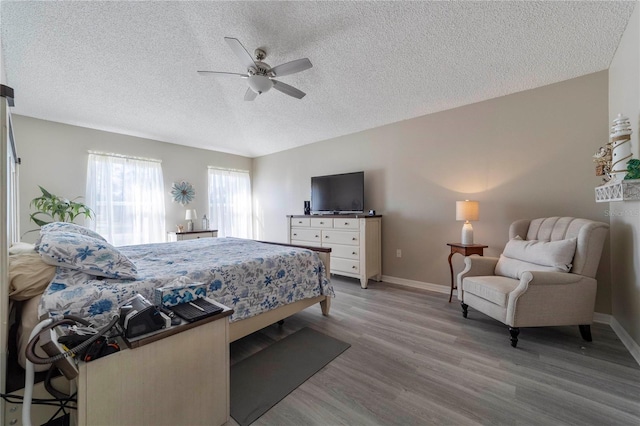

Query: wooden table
left=447, top=243, right=488, bottom=303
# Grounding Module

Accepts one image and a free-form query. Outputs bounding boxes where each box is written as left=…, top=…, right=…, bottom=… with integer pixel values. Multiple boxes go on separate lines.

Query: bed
left=10, top=225, right=333, bottom=376
left=36, top=234, right=333, bottom=339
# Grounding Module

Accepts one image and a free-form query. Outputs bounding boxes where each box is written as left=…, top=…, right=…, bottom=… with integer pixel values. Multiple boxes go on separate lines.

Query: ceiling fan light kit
left=198, top=37, right=312, bottom=101
left=248, top=74, right=273, bottom=94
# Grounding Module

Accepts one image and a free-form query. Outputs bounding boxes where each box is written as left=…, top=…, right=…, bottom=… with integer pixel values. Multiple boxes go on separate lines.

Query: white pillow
left=495, top=237, right=576, bottom=280
left=9, top=242, right=37, bottom=255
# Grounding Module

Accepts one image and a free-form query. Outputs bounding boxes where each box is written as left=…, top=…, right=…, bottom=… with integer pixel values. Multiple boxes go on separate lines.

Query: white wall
left=608, top=3, right=640, bottom=348
left=12, top=115, right=252, bottom=242
left=254, top=71, right=613, bottom=313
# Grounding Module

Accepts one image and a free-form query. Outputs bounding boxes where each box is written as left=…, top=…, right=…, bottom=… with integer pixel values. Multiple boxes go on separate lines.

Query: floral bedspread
left=38, top=238, right=333, bottom=326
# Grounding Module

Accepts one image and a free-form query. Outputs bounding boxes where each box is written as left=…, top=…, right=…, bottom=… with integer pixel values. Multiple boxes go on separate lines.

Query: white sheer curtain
left=208, top=168, right=252, bottom=238
left=86, top=153, right=166, bottom=246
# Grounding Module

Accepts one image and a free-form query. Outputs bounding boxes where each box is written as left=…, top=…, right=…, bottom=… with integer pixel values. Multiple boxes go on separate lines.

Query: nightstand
left=168, top=229, right=218, bottom=241
left=447, top=243, right=488, bottom=303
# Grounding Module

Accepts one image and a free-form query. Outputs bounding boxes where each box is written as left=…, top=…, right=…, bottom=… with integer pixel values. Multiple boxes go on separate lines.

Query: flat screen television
left=311, top=171, right=364, bottom=214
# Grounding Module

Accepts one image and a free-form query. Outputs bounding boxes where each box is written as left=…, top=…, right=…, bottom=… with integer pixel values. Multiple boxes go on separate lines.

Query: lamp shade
left=185, top=209, right=197, bottom=221
left=456, top=200, right=479, bottom=221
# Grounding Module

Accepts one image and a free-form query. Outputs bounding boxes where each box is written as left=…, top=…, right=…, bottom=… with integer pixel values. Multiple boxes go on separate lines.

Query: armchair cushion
left=494, top=237, right=576, bottom=279
left=463, top=276, right=519, bottom=307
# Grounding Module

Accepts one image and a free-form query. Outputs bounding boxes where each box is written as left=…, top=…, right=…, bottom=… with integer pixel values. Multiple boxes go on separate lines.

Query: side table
left=447, top=243, right=488, bottom=303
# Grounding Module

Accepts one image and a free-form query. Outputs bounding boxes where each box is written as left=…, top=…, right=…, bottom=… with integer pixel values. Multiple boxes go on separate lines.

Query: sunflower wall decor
left=171, top=181, right=195, bottom=205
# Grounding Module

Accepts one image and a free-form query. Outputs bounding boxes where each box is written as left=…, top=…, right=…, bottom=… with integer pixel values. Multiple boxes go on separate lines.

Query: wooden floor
left=230, top=276, right=640, bottom=426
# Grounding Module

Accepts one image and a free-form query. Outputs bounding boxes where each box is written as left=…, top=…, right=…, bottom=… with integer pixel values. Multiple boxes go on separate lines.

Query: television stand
left=287, top=214, right=382, bottom=288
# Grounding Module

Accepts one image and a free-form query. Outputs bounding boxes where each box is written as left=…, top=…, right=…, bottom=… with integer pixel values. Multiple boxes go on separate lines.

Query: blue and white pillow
left=35, top=222, right=107, bottom=251
left=40, top=222, right=106, bottom=241
left=38, top=231, right=137, bottom=279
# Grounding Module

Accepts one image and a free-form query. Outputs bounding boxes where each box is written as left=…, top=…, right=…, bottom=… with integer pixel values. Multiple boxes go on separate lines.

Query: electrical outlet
left=396, top=249, right=402, bottom=258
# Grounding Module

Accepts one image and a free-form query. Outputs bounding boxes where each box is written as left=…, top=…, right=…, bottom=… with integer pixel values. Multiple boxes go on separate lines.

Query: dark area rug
left=230, top=327, right=350, bottom=426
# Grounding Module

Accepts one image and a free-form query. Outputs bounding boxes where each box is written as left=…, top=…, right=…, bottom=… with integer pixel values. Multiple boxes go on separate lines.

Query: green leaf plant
left=30, top=186, right=94, bottom=227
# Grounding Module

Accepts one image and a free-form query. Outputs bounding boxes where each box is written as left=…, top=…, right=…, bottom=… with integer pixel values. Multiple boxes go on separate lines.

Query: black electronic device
left=119, top=294, right=170, bottom=338
left=311, top=171, right=364, bottom=214
left=304, top=200, right=311, bottom=215
left=170, top=298, right=224, bottom=323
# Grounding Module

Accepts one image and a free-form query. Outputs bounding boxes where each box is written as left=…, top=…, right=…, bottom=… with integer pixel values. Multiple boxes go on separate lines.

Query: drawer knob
left=352, top=252, right=357, bottom=255
left=293, top=233, right=297, bottom=236
left=320, top=221, right=324, bottom=224
left=325, top=235, right=329, bottom=238
left=352, top=237, right=357, bottom=241
left=344, top=222, right=349, bottom=225
left=315, top=235, right=319, bottom=238
left=352, top=265, right=357, bottom=269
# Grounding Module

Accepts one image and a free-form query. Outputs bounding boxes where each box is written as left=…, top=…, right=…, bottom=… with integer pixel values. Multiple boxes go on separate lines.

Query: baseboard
left=609, top=316, right=640, bottom=366
left=592, top=312, right=611, bottom=324
left=382, top=277, right=640, bottom=367
left=381, top=275, right=449, bottom=295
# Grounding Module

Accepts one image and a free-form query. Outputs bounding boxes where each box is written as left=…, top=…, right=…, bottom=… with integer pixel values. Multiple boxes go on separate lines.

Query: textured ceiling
left=1, top=1, right=636, bottom=158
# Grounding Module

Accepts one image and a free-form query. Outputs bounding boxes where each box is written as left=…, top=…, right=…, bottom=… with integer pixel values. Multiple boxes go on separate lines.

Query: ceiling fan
left=198, top=37, right=313, bottom=101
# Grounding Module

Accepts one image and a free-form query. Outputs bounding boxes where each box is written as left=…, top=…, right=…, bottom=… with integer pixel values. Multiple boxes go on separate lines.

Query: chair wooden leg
left=579, top=324, right=592, bottom=342
left=461, top=302, right=468, bottom=318
left=509, top=327, right=520, bottom=347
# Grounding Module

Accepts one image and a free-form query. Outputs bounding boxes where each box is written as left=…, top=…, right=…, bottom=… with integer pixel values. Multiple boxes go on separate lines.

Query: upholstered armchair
left=457, top=217, right=609, bottom=347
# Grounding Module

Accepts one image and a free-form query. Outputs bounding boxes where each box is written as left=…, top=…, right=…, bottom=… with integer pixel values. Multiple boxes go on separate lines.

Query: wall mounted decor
left=171, top=181, right=195, bottom=205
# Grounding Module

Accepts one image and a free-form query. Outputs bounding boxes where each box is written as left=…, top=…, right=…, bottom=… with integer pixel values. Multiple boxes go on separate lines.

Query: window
left=86, top=152, right=165, bottom=246
left=207, top=167, right=252, bottom=238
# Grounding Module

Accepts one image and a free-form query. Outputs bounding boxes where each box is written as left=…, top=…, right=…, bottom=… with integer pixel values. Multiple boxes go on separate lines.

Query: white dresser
left=167, top=229, right=218, bottom=241
left=287, top=215, right=382, bottom=288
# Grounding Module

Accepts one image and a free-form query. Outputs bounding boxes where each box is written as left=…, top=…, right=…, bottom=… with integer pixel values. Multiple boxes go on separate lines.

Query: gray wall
left=253, top=71, right=612, bottom=313
left=609, top=4, right=640, bottom=348
left=12, top=115, right=252, bottom=242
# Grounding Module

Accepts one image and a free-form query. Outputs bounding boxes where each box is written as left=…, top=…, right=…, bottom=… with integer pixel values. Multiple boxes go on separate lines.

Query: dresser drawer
left=324, top=244, right=359, bottom=260
left=290, top=228, right=321, bottom=243
left=170, top=231, right=217, bottom=241
left=331, top=258, right=360, bottom=274
left=291, top=218, right=311, bottom=227
left=333, top=218, right=359, bottom=229
left=322, top=230, right=359, bottom=245
left=310, top=218, right=333, bottom=228
left=179, top=232, right=214, bottom=240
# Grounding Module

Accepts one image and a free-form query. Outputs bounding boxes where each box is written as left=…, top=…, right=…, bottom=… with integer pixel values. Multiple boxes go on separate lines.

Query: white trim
left=592, top=312, right=611, bottom=324
left=609, top=316, right=640, bottom=367
left=381, top=275, right=449, bottom=294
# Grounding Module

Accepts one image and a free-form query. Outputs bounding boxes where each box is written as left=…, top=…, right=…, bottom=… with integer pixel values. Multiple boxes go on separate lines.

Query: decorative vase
left=610, top=114, right=633, bottom=182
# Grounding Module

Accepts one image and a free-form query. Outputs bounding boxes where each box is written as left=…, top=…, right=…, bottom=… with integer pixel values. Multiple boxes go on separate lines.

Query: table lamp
left=456, top=200, right=479, bottom=245
left=185, top=209, right=197, bottom=232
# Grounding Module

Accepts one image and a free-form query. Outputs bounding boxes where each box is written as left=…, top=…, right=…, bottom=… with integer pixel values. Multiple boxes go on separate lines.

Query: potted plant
left=30, top=186, right=94, bottom=227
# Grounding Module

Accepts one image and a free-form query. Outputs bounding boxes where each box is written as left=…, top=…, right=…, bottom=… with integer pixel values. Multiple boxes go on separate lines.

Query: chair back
left=509, top=217, right=609, bottom=278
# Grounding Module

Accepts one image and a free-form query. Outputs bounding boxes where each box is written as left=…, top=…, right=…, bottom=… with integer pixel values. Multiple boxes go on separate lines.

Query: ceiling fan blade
left=272, top=80, right=306, bottom=99
left=224, top=37, right=257, bottom=71
left=197, top=71, right=248, bottom=78
left=244, top=87, right=258, bottom=101
left=270, top=58, right=312, bottom=77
